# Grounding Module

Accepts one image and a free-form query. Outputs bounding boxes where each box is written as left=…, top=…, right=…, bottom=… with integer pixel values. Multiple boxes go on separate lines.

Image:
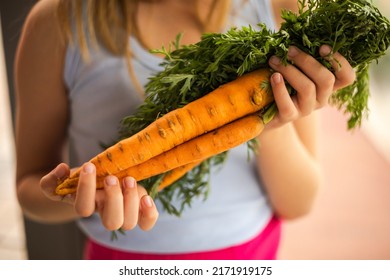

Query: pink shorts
left=84, top=216, right=281, bottom=260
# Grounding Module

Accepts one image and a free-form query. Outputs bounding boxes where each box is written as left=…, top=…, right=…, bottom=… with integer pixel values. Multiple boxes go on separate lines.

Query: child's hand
left=267, top=45, right=356, bottom=129
left=40, top=163, right=159, bottom=231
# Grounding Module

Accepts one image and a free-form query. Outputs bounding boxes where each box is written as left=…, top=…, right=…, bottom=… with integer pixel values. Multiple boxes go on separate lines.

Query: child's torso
left=65, top=0, right=277, bottom=253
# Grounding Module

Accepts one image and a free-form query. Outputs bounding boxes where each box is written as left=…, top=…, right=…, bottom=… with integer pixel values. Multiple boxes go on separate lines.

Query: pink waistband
left=84, top=216, right=281, bottom=260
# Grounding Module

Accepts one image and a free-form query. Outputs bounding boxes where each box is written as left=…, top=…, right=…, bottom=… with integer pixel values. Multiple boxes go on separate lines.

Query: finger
left=101, top=176, right=124, bottom=231
left=121, top=177, right=139, bottom=231
left=269, top=55, right=316, bottom=115
left=269, top=72, right=298, bottom=122
left=287, top=46, right=335, bottom=107
left=137, top=185, right=148, bottom=197
left=40, top=163, right=70, bottom=201
left=74, top=163, right=96, bottom=217
left=138, top=194, right=159, bottom=231
left=319, top=45, right=356, bottom=91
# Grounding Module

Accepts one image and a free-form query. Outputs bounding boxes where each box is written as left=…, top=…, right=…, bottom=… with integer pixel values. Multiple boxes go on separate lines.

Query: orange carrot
left=55, top=161, right=202, bottom=194
left=158, top=160, right=202, bottom=191
left=55, top=69, right=273, bottom=195
left=56, top=113, right=265, bottom=195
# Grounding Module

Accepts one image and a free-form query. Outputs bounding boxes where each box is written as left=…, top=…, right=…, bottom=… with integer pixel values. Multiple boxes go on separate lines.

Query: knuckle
left=305, top=81, right=317, bottom=95
left=298, top=101, right=313, bottom=116
left=317, top=94, right=331, bottom=107
left=324, top=72, right=336, bottom=89
left=317, top=80, right=334, bottom=98
left=280, top=106, right=298, bottom=122
left=298, top=102, right=313, bottom=117
left=297, top=82, right=316, bottom=105
left=300, top=107, right=311, bottom=117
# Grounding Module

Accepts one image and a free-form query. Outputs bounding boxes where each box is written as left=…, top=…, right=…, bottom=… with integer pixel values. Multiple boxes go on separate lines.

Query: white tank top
left=65, top=0, right=277, bottom=253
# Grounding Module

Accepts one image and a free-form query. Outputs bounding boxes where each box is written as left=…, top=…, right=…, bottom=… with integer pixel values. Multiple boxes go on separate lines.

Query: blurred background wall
left=0, top=0, right=85, bottom=260
left=278, top=0, right=390, bottom=259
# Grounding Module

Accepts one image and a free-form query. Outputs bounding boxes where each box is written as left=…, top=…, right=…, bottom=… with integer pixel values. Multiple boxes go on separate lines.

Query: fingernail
left=105, top=175, right=118, bottom=186
left=288, top=46, right=299, bottom=58
left=123, top=177, right=136, bottom=189
left=320, top=45, right=332, bottom=57
left=143, top=196, right=153, bottom=208
left=269, top=56, right=281, bottom=66
left=272, top=72, right=282, bottom=84
left=83, top=163, right=95, bottom=174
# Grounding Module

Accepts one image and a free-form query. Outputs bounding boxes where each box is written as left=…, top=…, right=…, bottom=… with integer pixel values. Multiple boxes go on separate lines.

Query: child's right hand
left=40, top=163, right=159, bottom=231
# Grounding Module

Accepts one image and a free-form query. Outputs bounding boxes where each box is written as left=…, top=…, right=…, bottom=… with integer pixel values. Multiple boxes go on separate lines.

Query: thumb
left=40, top=163, right=70, bottom=201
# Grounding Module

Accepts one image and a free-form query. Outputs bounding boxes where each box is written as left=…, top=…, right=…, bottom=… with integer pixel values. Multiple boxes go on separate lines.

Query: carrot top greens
left=119, top=0, right=390, bottom=215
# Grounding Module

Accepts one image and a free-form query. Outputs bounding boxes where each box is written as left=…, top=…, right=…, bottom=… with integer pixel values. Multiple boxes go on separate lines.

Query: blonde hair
left=57, top=0, right=232, bottom=94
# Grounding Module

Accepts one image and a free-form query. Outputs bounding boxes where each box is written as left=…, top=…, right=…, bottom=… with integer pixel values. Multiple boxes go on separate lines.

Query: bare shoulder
left=24, top=0, right=61, bottom=26
left=20, top=0, right=65, bottom=48
left=16, top=0, right=66, bottom=89
left=15, top=0, right=68, bottom=118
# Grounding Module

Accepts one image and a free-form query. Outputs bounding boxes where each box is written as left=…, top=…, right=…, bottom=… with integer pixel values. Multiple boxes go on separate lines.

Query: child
left=15, top=0, right=355, bottom=259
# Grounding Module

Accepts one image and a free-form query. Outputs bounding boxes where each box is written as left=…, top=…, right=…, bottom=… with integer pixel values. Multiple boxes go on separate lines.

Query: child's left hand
left=266, top=45, right=356, bottom=129
left=40, top=162, right=159, bottom=231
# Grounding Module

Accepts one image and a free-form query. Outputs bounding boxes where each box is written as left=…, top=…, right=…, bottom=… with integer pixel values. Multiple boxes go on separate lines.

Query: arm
left=256, top=0, right=355, bottom=219
left=15, top=0, right=76, bottom=223
left=15, top=0, right=158, bottom=230
left=256, top=115, right=321, bottom=220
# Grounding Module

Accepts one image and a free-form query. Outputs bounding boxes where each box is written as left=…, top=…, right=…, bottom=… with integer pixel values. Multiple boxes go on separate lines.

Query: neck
left=136, top=0, right=223, bottom=50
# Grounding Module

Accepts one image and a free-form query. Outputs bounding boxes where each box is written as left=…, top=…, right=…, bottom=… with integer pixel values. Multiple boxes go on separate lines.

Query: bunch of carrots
left=56, top=0, right=390, bottom=215
left=56, top=69, right=274, bottom=194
